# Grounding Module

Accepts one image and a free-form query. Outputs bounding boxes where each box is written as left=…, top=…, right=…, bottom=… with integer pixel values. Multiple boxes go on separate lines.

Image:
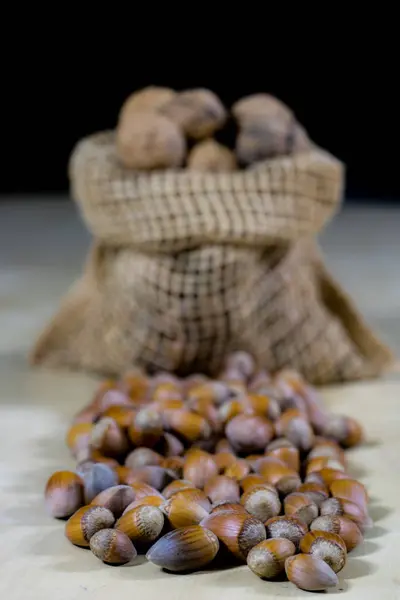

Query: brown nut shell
left=257, top=460, right=301, bottom=495
left=297, top=482, right=329, bottom=507
left=225, top=414, right=273, bottom=454
left=93, top=388, right=132, bottom=413
left=122, top=495, right=164, bottom=514
left=186, top=395, right=221, bottom=433
left=80, top=463, right=119, bottom=504
left=283, top=492, right=319, bottom=526
left=214, top=452, right=237, bottom=472
left=116, top=110, right=186, bottom=170
left=215, top=438, right=235, bottom=453
left=323, top=415, right=363, bottom=448
left=161, top=88, right=227, bottom=139
left=240, top=474, right=272, bottom=493
left=244, top=394, right=281, bottom=421
left=128, top=407, right=163, bottom=448
left=116, top=505, right=164, bottom=544
left=162, top=479, right=197, bottom=499
left=267, top=446, right=300, bottom=472
left=65, top=505, right=115, bottom=547
left=125, top=448, right=163, bottom=470
left=101, top=405, right=136, bottom=429
left=240, top=485, right=281, bottom=522
left=90, top=485, right=136, bottom=518
left=119, top=86, right=176, bottom=119
left=160, top=456, right=184, bottom=478
left=161, top=494, right=209, bottom=529
left=87, top=452, right=120, bottom=468
left=310, top=515, right=363, bottom=552
left=159, top=432, right=185, bottom=457
left=115, top=466, right=135, bottom=485
left=320, top=497, right=371, bottom=530
left=187, top=139, right=237, bottom=173
left=204, top=475, right=241, bottom=505
left=265, top=515, right=308, bottom=548
left=152, top=381, right=182, bottom=404
left=247, top=538, right=296, bottom=579
left=307, top=440, right=346, bottom=466
left=224, top=459, right=251, bottom=481
left=172, top=488, right=211, bottom=512
left=225, top=351, right=256, bottom=378
left=66, top=423, right=92, bottom=459
left=300, top=530, right=347, bottom=573
left=45, top=470, right=84, bottom=519
left=285, top=554, right=339, bottom=591
left=210, top=502, right=248, bottom=515
left=183, top=449, right=219, bottom=489
left=163, top=409, right=211, bottom=443
left=218, top=400, right=244, bottom=425
left=128, top=481, right=164, bottom=501
left=90, top=417, right=129, bottom=456
left=330, top=478, right=368, bottom=513
left=281, top=415, right=314, bottom=452
left=306, top=456, right=345, bottom=475
left=127, top=466, right=176, bottom=491
left=232, top=93, right=293, bottom=124
left=200, top=511, right=266, bottom=560
left=121, top=373, right=150, bottom=402
left=317, top=467, right=349, bottom=487
left=146, top=525, right=220, bottom=572
left=90, top=528, right=137, bottom=564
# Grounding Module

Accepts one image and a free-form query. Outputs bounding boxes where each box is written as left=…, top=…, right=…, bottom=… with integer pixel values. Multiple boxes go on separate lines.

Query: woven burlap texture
left=30, top=131, right=393, bottom=384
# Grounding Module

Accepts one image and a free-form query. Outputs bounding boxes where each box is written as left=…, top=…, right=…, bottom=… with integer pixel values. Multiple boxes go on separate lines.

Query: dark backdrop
left=2, top=26, right=399, bottom=200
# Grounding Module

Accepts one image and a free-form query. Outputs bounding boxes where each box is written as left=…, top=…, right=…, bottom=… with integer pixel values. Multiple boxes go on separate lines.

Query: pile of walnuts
left=115, top=86, right=311, bottom=172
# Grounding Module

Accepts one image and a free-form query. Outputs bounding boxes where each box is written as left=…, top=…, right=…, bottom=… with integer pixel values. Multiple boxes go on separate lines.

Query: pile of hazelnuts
left=45, top=352, right=369, bottom=592
left=115, top=87, right=311, bottom=172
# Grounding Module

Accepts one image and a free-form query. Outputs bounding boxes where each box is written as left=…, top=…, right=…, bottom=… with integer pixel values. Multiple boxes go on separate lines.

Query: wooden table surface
left=0, top=200, right=399, bottom=598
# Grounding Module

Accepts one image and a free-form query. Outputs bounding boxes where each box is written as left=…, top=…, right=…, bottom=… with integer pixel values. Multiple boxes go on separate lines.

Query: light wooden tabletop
left=0, top=199, right=399, bottom=598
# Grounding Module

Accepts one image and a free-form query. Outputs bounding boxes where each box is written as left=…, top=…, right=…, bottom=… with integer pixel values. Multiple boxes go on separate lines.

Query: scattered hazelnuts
left=44, top=354, right=373, bottom=592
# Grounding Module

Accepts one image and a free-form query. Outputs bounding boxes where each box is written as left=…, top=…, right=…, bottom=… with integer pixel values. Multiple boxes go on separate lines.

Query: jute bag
left=30, top=131, right=393, bottom=384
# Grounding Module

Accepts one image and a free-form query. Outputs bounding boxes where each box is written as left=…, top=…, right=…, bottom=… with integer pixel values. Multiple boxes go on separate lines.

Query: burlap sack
left=30, top=131, right=393, bottom=384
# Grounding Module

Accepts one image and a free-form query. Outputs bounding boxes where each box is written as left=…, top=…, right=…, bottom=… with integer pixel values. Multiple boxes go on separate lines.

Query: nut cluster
left=45, top=352, right=369, bottom=591
left=115, top=86, right=312, bottom=172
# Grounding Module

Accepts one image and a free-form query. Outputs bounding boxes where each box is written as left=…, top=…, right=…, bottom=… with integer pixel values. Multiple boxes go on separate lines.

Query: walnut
left=232, top=93, right=293, bottom=125
left=234, top=94, right=312, bottom=165
left=118, top=86, right=176, bottom=122
left=116, top=110, right=186, bottom=170
left=235, top=118, right=292, bottom=165
left=291, top=123, right=312, bottom=153
left=187, top=139, right=237, bottom=172
left=161, top=89, right=227, bottom=140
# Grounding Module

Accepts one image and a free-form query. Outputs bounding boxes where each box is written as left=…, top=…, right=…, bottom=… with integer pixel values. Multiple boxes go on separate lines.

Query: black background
left=2, top=21, right=399, bottom=200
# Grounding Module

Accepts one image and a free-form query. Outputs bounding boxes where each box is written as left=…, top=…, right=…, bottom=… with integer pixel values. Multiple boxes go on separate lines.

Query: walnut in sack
left=232, top=93, right=293, bottom=124
left=119, top=86, right=176, bottom=122
left=187, top=139, right=237, bottom=172
left=116, top=110, right=186, bottom=170
left=235, top=120, right=312, bottom=166
left=161, top=89, right=227, bottom=140
left=233, top=94, right=312, bottom=165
